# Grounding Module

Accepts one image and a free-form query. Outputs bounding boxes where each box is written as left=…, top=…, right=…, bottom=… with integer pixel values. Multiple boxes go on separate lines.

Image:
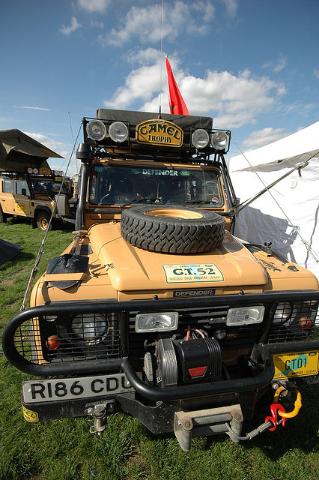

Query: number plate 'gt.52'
left=22, top=373, right=133, bottom=404
left=163, top=264, right=224, bottom=283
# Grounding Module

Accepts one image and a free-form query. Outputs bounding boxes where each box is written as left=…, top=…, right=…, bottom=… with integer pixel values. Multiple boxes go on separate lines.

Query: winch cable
left=234, top=145, right=319, bottom=265
left=21, top=122, right=82, bottom=311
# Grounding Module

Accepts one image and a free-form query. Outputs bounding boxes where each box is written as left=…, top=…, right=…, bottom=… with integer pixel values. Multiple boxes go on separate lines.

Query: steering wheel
left=98, top=192, right=112, bottom=205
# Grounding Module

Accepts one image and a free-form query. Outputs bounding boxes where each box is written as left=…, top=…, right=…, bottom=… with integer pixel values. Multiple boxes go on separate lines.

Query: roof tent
left=96, top=109, right=213, bottom=130
left=0, top=129, right=62, bottom=173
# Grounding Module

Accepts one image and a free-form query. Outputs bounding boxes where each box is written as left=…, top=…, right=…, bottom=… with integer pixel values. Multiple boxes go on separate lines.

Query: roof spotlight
left=86, top=120, right=107, bottom=141
left=211, top=131, right=229, bottom=151
left=109, top=122, right=129, bottom=143
left=192, top=129, right=210, bottom=149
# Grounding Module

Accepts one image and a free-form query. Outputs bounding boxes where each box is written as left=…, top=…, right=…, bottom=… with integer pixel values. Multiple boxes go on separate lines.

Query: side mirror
left=76, top=142, right=91, bottom=160
left=21, top=188, right=27, bottom=196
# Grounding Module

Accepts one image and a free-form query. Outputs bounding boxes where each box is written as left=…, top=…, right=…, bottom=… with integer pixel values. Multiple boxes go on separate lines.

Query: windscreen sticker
left=163, top=264, right=224, bottom=283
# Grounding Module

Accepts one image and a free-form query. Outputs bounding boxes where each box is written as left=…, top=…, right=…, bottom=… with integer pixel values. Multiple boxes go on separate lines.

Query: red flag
left=165, top=57, right=189, bottom=115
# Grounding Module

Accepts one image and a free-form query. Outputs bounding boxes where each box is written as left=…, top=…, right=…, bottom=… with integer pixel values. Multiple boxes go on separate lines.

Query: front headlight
left=226, top=306, right=265, bottom=326
left=211, top=131, right=229, bottom=151
left=135, top=312, right=178, bottom=332
left=71, top=314, right=108, bottom=345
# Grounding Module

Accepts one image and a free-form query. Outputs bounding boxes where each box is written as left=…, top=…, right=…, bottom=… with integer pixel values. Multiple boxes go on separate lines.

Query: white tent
left=229, top=122, right=319, bottom=279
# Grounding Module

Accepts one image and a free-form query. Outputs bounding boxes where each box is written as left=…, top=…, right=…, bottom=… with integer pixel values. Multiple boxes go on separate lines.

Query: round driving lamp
left=86, top=120, right=107, bottom=141
left=109, top=121, right=129, bottom=143
left=71, top=314, right=108, bottom=345
left=211, top=131, right=229, bottom=151
left=272, top=302, right=292, bottom=324
left=192, top=129, right=210, bottom=149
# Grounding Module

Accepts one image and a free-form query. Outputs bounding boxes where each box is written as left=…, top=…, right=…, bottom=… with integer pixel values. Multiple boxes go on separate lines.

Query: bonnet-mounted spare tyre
left=121, top=206, right=225, bottom=254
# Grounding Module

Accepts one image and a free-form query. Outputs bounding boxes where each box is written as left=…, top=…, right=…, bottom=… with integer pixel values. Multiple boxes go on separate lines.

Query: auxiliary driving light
left=226, top=306, right=265, bottom=326
left=272, top=302, right=292, bottom=324
left=135, top=312, right=178, bottom=332
left=211, top=131, right=229, bottom=151
left=109, top=121, right=129, bottom=143
left=192, top=129, right=210, bottom=149
left=71, top=314, right=108, bottom=345
left=86, top=120, right=107, bottom=141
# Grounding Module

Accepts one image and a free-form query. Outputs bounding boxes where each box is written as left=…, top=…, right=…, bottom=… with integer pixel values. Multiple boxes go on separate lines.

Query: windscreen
left=31, top=179, right=69, bottom=195
left=89, top=164, right=223, bottom=207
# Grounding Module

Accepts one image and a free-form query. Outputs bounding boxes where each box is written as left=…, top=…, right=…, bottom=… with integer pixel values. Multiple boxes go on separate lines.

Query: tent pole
left=238, top=161, right=309, bottom=212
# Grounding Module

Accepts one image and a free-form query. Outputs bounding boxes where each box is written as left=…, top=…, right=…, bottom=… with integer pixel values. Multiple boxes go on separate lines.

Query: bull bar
left=2, top=291, right=319, bottom=402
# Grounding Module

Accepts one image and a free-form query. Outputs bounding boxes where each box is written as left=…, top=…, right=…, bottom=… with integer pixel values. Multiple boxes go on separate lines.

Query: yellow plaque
left=22, top=405, right=39, bottom=423
left=163, top=264, right=224, bottom=283
left=136, top=119, right=183, bottom=147
left=273, top=351, right=319, bottom=379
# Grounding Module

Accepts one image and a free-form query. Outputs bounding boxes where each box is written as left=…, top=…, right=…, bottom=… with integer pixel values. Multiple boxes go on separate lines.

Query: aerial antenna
left=158, top=0, right=164, bottom=118
left=21, top=123, right=82, bottom=310
left=68, top=111, right=79, bottom=174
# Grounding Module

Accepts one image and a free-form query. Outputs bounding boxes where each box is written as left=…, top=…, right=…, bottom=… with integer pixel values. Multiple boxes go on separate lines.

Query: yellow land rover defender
left=0, top=171, right=75, bottom=230
left=3, top=109, right=319, bottom=450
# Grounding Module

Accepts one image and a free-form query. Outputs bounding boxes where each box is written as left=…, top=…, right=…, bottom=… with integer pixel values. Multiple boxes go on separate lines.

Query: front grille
left=7, top=294, right=319, bottom=375
left=128, top=305, right=229, bottom=332
left=13, top=313, right=121, bottom=365
left=268, top=300, right=319, bottom=344
left=128, top=305, right=262, bottom=357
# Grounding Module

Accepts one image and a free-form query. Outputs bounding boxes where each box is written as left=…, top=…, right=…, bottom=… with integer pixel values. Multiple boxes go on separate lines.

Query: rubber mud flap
left=121, top=205, right=225, bottom=254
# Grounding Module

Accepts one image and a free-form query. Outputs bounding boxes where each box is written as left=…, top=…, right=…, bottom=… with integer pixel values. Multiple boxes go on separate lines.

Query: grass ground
left=1, top=220, right=319, bottom=480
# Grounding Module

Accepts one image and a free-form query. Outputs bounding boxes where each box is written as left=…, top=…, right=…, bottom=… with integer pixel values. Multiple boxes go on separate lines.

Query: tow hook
left=226, top=385, right=302, bottom=441
left=86, top=400, right=116, bottom=435
left=264, top=402, right=287, bottom=431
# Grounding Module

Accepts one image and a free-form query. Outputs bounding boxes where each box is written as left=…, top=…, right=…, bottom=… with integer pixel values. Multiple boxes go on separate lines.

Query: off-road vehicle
left=3, top=109, right=319, bottom=450
left=0, top=170, right=75, bottom=230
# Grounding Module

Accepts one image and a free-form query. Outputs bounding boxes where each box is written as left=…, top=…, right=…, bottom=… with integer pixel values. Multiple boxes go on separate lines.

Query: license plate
left=273, top=351, right=319, bottom=379
left=23, top=373, right=133, bottom=404
left=163, top=264, right=224, bottom=283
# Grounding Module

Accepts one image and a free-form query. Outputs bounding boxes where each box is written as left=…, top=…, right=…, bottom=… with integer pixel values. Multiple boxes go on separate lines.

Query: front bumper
left=3, top=291, right=319, bottom=433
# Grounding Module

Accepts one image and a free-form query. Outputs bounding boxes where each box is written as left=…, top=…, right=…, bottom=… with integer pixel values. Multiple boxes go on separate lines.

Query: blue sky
left=1, top=0, right=319, bottom=174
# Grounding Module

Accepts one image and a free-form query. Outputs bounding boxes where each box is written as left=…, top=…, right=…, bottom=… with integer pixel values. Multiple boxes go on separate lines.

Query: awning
left=236, top=148, right=319, bottom=173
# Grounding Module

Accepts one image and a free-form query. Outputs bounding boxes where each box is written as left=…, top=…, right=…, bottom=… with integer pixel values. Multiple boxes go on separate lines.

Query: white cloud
left=273, top=55, right=287, bottom=73
left=192, top=0, right=215, bottom=21
left=104, top=61, right=163, bottom=109
left=314, top=68, right=319, bottom=79
left=24, top=132, right=68, bottom=158
left=78, top=0, right=110, bottom=12
left=220, top=0, right=238, bottom=16
left=0, top=116, right=14, bottom=124
left=13, top=105, right=50, bottom=111
left=99, top=1, right=214, bottom=47
left=60, top=16, right=81, bottom=36
left=242, top=127, right=287, bottom=149
left=263, top=54, right=287, bottom=73
left=104, top=56, right=285, bottom=129
left=90, top=19, right=104, bottom=29
left=127, top=48, right=162, bottom=66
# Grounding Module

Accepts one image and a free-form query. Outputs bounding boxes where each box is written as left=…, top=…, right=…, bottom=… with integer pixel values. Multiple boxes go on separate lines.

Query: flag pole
left=158, top=0, right=164, bottom=118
